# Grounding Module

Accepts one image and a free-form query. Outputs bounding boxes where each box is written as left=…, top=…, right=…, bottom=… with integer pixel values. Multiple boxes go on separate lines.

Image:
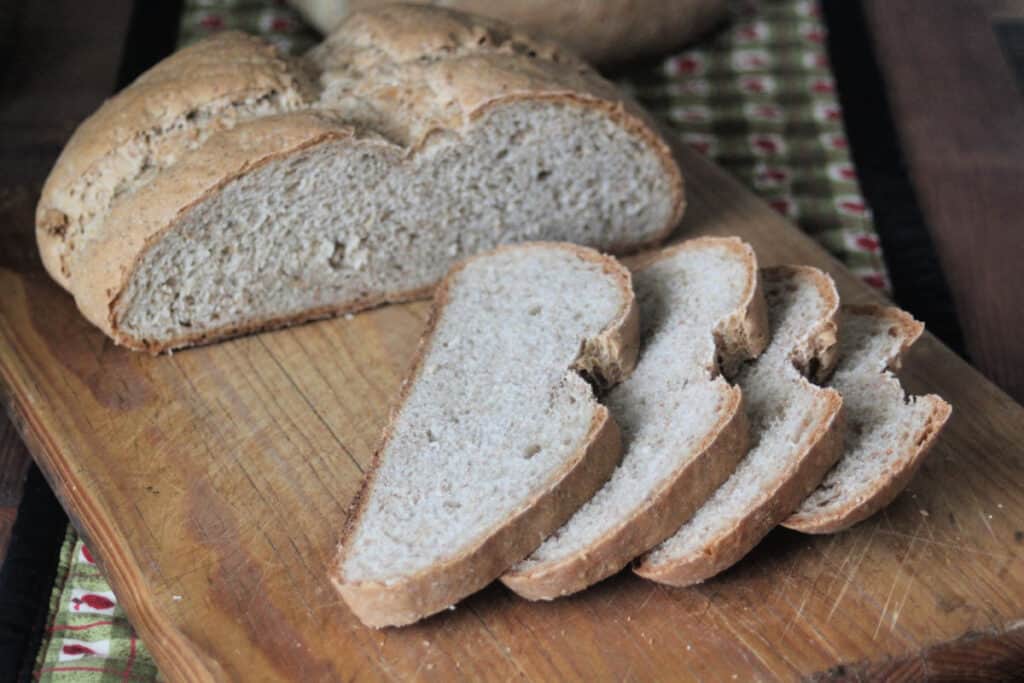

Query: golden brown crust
left=633, top=265, right=845, bottom=587
left=783, top=305, right=953, bottom=534
left=500, top=236, right=767, bottom=600
left=331, top=242, right=638, bottom=627
left=291, top=0, right=730, bottom=64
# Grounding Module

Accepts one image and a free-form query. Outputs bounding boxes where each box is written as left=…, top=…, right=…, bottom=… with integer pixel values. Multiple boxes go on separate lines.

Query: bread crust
left=633, top=266, right=845, bottom=587
left=70, top=113, right=363, bottom=352
left=37, top=32, right=315, bottom=289
left=501, top=237, right=768, bottom=600
left=635, top=394, right=843, bottom=586
left=332, top=242, right=639, bottom=627
left=502, top=388, right=749, bottom=600
left=782, top=305, right=953, bottom=534
left=290, top=0, right=729, bottom=64
left=41, top=6, right=684, bottom=352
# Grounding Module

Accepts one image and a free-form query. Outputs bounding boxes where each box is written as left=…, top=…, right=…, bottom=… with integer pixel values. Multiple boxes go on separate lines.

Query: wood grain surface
left=1, top=144, right=1023, bottom=681
left=865, top=0, right=1024, bottom=402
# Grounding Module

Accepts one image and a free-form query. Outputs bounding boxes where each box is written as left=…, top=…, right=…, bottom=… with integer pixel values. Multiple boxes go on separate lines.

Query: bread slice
left=501, top=237, right=769, bottom=600
left=332, top=243, right=638, bottom=627
left=784, top=306, right=952, bottom=534
left=289, top=0, right=729, bottom=64
left=38, top=5, right=684, bottom=353
left=634, top=266, right=844, bottom=587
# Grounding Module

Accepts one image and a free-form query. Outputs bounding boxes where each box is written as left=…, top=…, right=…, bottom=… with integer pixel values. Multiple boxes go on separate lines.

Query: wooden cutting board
left=2, top=146, right=1023, bottom=682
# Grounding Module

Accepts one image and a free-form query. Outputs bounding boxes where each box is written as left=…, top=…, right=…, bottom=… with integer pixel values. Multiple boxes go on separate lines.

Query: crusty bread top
left=38, top=5, right=683, bottom=301
left=36, top=32, right=317, bottom=288
left=309, top=5, right=680, bottom=167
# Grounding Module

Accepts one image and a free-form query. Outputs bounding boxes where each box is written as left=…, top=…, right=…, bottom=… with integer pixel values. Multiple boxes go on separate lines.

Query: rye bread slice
left=332, top=242, right=638, bottom=627
left=635, top=266, right=844, bottom=587
left=784, top=305, right=952, bottom=534
left=501, top=237, right=769, bottom=600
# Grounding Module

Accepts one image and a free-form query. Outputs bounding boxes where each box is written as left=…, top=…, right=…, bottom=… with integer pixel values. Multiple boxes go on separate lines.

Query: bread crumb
left=172, top=595, right=182, bottom=601
left=919, top=510, right=929, bottom=517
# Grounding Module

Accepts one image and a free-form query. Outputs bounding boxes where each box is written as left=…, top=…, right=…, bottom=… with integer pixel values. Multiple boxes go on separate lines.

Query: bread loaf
left=37, top=5, right=683, bottom=352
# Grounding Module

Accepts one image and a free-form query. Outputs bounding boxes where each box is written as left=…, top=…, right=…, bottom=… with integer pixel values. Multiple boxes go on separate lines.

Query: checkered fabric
left=32, top=1, right=887, bottom=679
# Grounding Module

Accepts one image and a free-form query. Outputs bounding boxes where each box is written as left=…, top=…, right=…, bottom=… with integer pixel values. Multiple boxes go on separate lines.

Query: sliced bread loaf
left=784, top=306, right=952, bottom=534
left=634, top=266, right=844, bottom=587
left=39, top=5, right=684, bottom=352
left=501, top=237, right=769, bottom=600
left=332, top=243, right=638, bottom=627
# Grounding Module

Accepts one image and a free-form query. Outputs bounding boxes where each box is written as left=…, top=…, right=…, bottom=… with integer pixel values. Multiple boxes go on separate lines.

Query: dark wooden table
left=1, top=0, right=1023, bottom=677
left=0, top=0, right=136, bottom=559
left=864, top=0, right=1024, bottom=402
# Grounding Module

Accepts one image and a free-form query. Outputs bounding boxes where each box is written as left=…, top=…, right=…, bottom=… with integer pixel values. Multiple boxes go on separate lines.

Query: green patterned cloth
left=32, top=1, right=887, bottom=679
left=32, top=529, right=159, bottom=682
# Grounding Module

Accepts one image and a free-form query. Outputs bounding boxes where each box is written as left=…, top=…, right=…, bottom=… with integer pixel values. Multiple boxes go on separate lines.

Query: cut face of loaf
left=38, top=5, right=684, bottom=352
left=635, top=266, right=844, bottom=587
left=501, top=237, right=769, bottom=600
left=333, top=243, right=638, bottom=628
left=784, top=306, right=952, bottom=534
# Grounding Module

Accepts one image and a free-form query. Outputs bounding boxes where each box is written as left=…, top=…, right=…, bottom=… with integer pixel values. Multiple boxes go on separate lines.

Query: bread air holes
left=523, top=444, right=541, bottom=459
left=528, top=304, right=542, bottom=316
left=329, top=240, right=346, bottom=269
left=536, top=169, right=551, bottom=181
